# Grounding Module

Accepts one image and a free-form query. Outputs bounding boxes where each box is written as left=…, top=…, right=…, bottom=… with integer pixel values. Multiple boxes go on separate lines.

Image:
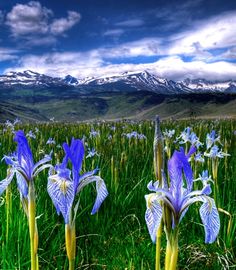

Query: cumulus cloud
left=99, top=10, right=236, bottom=62
left=6, top=1, right=52, bottom=36
left=5, top=51, right=103, bottom=78
left=5, top=51, right=236, bottom=81
left=3, top=6, right=236, bottom=81
left=5, top=1, right=80, bottom=44
left=50, top=11, right=81, bottom=35
left=148, top=56, right=236, bottom=81
left=168, top=11, right=236, bottom=56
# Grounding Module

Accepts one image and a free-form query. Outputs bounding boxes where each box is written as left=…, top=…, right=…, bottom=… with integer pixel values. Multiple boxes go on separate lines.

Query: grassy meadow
left=0, top=119, right=235, bottom=269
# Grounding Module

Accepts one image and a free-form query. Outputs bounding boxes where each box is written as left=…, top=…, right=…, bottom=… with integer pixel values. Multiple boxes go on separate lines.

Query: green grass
left=0, top=119, right=236, bottom=269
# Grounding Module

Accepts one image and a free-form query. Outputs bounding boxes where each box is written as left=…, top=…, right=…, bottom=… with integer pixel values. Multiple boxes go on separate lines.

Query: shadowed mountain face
left=0, top=70, right=236, bottom=122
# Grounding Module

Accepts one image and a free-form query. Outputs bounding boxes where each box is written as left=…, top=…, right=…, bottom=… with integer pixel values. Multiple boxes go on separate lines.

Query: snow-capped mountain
left=83, top=71, right=193, bottom=94
left=0, top=70, right=236, bottom=94
left=183, top=78, right=236, bottom=94
left=0, top=70, right=64, bottom=88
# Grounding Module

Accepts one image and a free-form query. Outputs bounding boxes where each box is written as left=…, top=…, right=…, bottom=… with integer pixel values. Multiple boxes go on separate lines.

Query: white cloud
left=5, top=1, right=80, bottom=42
left=168, top=11, right=236, bottom=56
left=24, top=36, right=57, bottom=47
left=0, top=47, right=19, bottom=62
left=147, top=56, right=236, bottom=81
left=50, top=11, right=81, bottom=35
left=5, top=51, right=103, bottom=78
left=6, top=1, right=52, bottom=36
left=100, top=38, right=161, bottom=58
left=103, top=29, right=124, bottom=36
left=5, top=51, right=236, bottom=81
left=98, top=11, right=236, bottom=62
left=218, top=47, right=236, bottom=60
left=3, top=8, right=236, bottom=81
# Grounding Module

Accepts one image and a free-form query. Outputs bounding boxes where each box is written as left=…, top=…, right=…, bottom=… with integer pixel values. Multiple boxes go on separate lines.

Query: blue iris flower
left=47, top=138, right=108, bottom=224
left=178, top=127, right=203, bottom=148
left=0, top=130, right=52, bottom=198
left=206, top=130, right=221, bottom=150
left=145, top=146, right=220, bottom=244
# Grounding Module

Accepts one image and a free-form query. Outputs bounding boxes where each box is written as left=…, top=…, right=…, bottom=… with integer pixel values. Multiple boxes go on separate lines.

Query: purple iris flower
left=145, top=146, right=220, bottom=244
left=47, top=138, right=108, bottom=224
left=0, top=130, right=52, bottom=197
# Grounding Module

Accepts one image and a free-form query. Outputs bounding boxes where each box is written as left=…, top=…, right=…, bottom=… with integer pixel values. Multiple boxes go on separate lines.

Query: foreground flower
left=0, top=130, right=52, bottom=270
left=145, top=146, right=220, bottom=270
left=47, top=138, right=108, bottom=270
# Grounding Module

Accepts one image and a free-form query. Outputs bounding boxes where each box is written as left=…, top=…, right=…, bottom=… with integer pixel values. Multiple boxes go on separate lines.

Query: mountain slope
left=1, top=70, right=236, bottom=94
left=1, top=91, right=235, bottom=122
left=0, top=101, right=48, bottom=122
left=1, top=70, right=236, bottom=122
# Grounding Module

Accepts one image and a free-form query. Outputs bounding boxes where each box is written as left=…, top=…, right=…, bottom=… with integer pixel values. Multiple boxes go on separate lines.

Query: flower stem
left=212, top=158, right=219, bottom=206
left=28, top=181, right=37, bottom=270
left=69, top=259, right=75, bottom=270
left=167, top=228, right=179, bottom=270
left=169, top=244, right=178, bottom=270
left=65, top=224, right=76, bottom=270
left=5, top=184, right=12, bottom=245
left=155, top=222, right=162, bottom=270
left=153, top=116, right=164, bottom=270
left=164, top=240, right=171, bottom=270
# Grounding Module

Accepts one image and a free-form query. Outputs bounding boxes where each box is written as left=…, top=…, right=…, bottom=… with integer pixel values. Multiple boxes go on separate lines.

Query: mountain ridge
left=1, top=69, right=236, bottom=95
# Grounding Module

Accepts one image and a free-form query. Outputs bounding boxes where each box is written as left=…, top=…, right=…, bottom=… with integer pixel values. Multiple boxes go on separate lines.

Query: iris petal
left=147, top=180, right=159, bottom=192
left=33, top=153, right=52, bottom=173
left=91, top=176, right=109, bottom=214
left=78, top=168, right=99, bottom=184
left=76, top=175, right=108, bottom=214
left=47, top=173, right=75, bottom=223
left=63, top=139, right=85, bottom=191
left=33, top=164, right=53, bottom=178
left=14, top=130, right=34, bottom=179
left=0, top=169, right=15, bottom=196
left=145, top=194, right=162, bottom=243
left=199, top=197, right=220, bottom=244
left=63, top=138, right=84, bottom=173
left=16, top=172, right=28, bottom=197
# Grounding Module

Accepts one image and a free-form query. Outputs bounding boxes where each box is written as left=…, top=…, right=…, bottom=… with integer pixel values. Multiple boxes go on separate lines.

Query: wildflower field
left=0, top=119, right=235, bottom=270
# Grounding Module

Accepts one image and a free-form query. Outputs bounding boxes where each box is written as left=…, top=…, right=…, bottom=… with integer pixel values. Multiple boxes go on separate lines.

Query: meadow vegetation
left=0, top=119, right=235, bottom=269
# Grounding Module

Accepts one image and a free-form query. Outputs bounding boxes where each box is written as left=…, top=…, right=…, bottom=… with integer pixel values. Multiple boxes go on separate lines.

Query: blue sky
left=0, top=0, right=236, bottom=80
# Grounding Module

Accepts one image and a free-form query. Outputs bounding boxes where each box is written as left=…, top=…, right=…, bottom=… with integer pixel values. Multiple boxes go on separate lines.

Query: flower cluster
left=122, top=131, right=147, bottom=140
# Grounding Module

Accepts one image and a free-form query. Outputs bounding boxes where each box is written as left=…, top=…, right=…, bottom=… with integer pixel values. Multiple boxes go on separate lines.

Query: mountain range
left=0, top=70, right=236, bottom=122
left=1, top=70, right=236, bottom=94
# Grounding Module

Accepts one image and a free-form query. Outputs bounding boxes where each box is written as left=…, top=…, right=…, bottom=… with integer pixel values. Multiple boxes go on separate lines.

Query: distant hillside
left=0, top=90, right=235, bottom=122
